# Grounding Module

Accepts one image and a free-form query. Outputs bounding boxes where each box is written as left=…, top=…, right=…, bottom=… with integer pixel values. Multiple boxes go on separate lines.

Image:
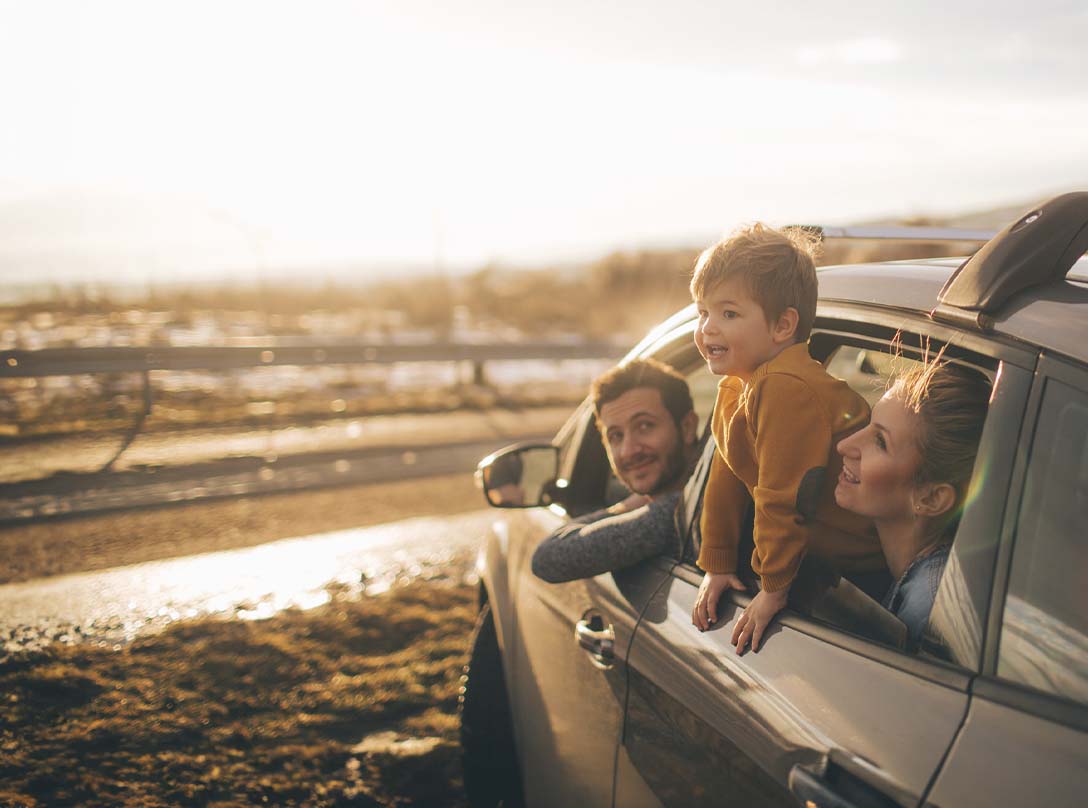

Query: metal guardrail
left=0, top=340, right=624, bottom=378
left=1, top=340, right=623, bottom=474
left=791, top=224, right=998, bottom=243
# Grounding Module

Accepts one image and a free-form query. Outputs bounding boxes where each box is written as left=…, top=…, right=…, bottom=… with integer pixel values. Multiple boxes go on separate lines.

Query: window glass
left=998, top=377, right=1088, bottom=704
left=824, top=344, right=917, bottom=407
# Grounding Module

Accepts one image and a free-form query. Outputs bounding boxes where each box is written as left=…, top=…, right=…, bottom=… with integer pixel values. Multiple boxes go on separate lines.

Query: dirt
left=0, top=473, right=493, bottom=806
left=0, top=578, right=477, bottom=807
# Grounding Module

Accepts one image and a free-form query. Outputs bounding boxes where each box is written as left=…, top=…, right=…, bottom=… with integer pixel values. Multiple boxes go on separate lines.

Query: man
left=531, top=358, right=704, bottom=583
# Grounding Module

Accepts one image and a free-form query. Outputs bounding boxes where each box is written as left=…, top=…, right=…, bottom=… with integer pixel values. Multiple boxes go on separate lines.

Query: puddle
left=351, top=731, right=444, bottom=757
left=0, top=510, right=496, bottom=660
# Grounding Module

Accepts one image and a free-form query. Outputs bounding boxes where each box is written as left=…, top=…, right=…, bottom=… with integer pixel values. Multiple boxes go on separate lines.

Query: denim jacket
left=882, top=545, right=949, bottom=647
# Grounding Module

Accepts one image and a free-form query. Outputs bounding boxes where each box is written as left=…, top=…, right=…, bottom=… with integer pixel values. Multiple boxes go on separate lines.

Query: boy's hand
left=692, top=572, right=746, bottom=631
left=731, top=587, right=789, bottom=654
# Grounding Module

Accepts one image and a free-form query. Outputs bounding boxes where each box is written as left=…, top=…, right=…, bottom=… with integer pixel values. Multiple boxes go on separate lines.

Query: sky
left=1, top=0, right=1086, bottom=284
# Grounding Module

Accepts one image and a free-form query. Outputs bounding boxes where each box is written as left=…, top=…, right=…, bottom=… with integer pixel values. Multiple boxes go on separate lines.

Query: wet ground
left=0, top=509, right=495, bottom=662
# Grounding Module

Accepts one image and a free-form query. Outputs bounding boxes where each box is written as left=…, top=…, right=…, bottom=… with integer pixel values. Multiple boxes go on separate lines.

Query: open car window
left=680, top=327, right=1000, bottom=662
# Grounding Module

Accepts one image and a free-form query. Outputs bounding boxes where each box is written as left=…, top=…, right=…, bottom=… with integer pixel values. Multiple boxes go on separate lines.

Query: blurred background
left=3, top=0, right=1086, bottom=477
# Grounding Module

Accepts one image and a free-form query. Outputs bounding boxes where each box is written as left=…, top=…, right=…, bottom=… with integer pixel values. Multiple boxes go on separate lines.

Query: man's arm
left=531, top=490, right=682, bottom=583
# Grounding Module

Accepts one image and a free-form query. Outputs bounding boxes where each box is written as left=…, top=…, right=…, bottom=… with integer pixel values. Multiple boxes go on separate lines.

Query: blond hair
left=689, top=222, right=820, bottom=342
left=888, top=357, right=991, bottom=536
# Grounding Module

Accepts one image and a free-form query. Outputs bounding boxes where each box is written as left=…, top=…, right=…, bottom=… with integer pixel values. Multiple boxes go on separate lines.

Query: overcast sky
left=1, top=0, right=1086, bottom=283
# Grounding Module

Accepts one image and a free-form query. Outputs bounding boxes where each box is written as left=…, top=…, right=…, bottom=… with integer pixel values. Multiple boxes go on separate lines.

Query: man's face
left=598, top=386, right=696, bottom=495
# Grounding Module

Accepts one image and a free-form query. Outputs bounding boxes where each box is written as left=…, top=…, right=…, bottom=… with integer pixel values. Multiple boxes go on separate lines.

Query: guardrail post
left=472, top=360, right=488, bottom=388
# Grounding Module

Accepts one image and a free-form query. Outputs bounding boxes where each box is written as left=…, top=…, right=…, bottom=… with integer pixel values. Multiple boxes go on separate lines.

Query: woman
left=834, top=360, right=991, bottom=646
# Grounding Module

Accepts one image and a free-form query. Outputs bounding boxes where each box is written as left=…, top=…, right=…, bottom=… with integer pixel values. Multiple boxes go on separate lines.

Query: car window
left=997, top=375, right=1088, bottom=705
left=677, top=328, right=1007, bottom=663
left=823, top=343, right=923, bottom=405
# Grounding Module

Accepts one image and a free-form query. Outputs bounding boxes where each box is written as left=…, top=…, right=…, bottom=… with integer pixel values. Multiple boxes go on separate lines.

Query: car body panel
left=926, top=691, right=1087, bottom=807
left=497, top=502, right=675, bottom=807
left=616, top=564, right=969, bottom=808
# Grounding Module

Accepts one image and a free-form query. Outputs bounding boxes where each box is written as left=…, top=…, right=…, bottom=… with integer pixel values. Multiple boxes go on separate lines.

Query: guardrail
left=0, top=340, right=624, bottom=476
left=0, top=340, right=624, bottom=378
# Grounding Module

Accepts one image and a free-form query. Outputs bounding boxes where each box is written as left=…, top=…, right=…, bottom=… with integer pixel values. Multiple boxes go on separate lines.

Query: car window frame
left=668, top=304, right=1036, bottom=682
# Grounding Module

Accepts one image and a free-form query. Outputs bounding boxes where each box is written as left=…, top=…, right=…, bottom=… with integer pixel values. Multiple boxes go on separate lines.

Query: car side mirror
left=476, top=443, right=560, bottom=509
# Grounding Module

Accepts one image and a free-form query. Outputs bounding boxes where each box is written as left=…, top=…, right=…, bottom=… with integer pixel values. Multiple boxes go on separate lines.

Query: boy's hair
left=591, top=358, right=694, bottom=430
left=689, top=222, right=820, bottom=342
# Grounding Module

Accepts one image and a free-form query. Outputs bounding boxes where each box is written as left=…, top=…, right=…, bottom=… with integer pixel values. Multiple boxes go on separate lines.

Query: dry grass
left=0, top=578, right=477, bottom=807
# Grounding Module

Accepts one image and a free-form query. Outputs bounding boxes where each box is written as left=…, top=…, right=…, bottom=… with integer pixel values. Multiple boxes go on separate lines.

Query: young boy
left=690, top=223, right=884, bottom=654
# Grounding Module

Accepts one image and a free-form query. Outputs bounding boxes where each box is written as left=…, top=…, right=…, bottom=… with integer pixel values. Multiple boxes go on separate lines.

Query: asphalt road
left=0, top=406, right=570, bottom=522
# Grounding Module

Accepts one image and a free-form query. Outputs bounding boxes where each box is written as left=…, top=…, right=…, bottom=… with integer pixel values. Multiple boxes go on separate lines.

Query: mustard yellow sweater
left=697, top=343, right=885, bottom=592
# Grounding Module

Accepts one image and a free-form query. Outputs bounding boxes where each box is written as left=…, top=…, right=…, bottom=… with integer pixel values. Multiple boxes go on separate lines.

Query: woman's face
left=835, top=393, right=924, bottom=523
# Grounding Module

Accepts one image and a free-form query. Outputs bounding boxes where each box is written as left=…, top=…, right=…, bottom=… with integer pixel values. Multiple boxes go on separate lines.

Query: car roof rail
left=794, top=224, right=997, bottom=243
left=931, top=191, right=1088, bottom=330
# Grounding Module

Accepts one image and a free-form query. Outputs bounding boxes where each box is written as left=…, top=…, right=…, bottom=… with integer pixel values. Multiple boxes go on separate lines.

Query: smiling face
left=694, top=277, right=795, bottom=381
left=834, top=393, right=924, bottom=524
left=598, top=386, right=696, bottom=496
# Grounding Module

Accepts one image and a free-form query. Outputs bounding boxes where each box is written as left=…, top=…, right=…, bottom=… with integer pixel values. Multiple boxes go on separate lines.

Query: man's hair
left=591, top=358, right=694, bottom=429
left=689, top=222, right=820, bottom=342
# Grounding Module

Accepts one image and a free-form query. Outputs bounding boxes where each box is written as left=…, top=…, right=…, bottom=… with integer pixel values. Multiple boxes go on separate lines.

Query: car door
left=613, top=324, right=1036, bottom=808
left=926, top=355, right=1088, bottom=807
left=505, top=330, right=716, bottom=808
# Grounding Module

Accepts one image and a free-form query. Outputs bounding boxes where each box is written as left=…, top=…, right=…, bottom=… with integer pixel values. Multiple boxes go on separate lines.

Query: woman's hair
left=887, top=356, right=991, bottom=536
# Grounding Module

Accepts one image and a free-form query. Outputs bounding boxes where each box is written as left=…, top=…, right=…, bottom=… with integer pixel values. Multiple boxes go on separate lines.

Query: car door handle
left=788, top=765, right=862, bottom=808
left=575, top=617, right=615, bottom=660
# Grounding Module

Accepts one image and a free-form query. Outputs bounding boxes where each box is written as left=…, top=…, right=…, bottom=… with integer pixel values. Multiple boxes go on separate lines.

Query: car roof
left=816, top=255, right=1088, bottom=365
left=654, top=255, right=1088, bottom=366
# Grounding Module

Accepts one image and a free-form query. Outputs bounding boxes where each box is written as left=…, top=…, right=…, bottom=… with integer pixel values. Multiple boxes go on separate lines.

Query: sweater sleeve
left=696, top=449, right=750, bottom=574
left=531, top=491, right=682, bottom=583
left=696, top=378, right=751, bottom=574
left=748, top=373, right=834, bottom=593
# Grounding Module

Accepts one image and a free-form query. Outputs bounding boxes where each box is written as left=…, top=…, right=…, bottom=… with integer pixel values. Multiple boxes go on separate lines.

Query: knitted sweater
left=531, top=491, right=682, bottom=583
left=697, top=343, right=884, bottom=592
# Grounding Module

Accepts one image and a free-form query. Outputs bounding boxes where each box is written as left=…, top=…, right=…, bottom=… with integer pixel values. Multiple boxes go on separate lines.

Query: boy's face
left=694, top=277, right=792, bottom=380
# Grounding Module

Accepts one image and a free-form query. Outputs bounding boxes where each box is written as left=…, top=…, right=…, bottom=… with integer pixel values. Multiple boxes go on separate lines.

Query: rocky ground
left=0, top=473, right=492, bottom=806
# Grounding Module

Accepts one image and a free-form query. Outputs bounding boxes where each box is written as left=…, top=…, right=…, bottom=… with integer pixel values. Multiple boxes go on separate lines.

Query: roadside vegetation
left=0, top=577, right=476, bottom=807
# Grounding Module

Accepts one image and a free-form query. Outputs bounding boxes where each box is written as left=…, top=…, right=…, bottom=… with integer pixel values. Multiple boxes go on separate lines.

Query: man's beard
left=652, top=437, right=690, bottom=495
left=620, top=437, right=689, bottom=496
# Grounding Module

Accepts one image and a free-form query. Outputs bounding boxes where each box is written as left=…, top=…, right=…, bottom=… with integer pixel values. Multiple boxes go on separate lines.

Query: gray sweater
left=531, top=491, right=683, bottom=583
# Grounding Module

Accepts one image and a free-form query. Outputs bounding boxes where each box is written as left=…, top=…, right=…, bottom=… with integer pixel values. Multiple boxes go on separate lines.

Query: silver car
left=461, top=193, right=1088, bottom=808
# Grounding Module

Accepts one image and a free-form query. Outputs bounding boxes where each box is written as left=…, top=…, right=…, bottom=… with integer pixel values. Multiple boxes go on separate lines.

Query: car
left=459, top=192, right=1088, bottom=808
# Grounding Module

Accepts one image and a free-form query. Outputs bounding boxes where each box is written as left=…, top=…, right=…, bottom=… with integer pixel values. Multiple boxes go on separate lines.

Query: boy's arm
left=749, top=373, right=834, bottom=593
left=695, top=449, right=750, bottom=574
left=531, top=491, right=681, bottom=583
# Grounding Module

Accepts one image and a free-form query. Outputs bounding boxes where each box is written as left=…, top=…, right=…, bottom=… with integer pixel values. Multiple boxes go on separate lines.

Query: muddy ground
left=0, top=474, right=489, bottom=806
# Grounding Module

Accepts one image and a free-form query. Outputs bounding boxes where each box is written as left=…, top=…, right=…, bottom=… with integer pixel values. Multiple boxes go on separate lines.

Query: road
left=0, top=405, right=571, bottom=522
